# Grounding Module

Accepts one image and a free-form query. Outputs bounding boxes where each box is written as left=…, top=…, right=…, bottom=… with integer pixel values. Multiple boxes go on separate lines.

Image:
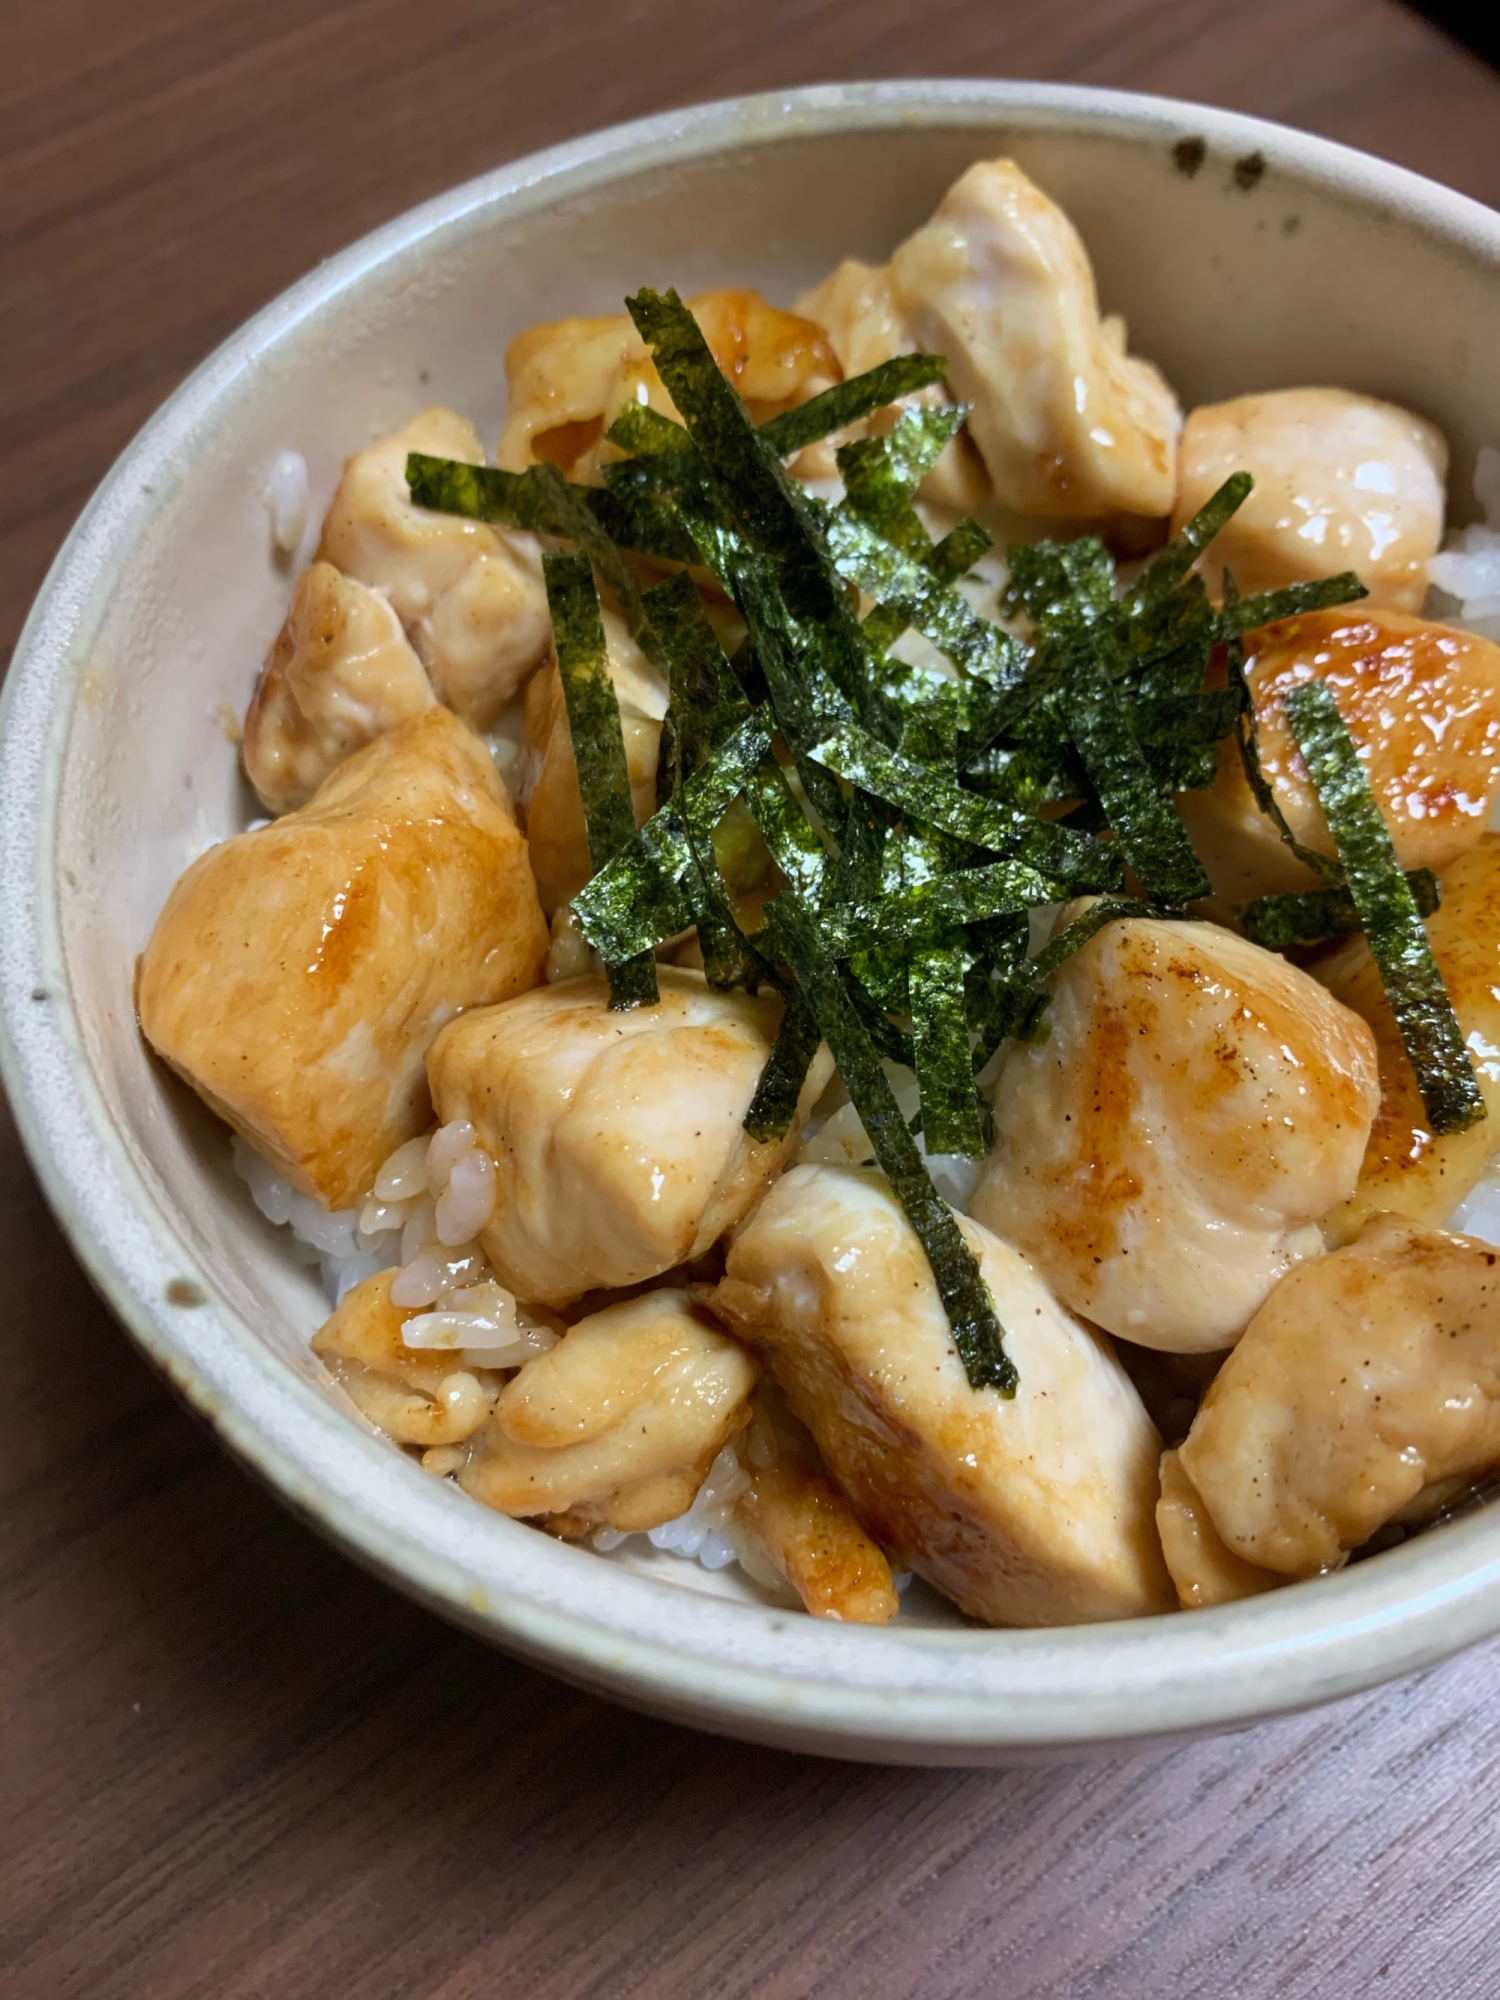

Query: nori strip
left=643, top=569, right=749, bottom=795
left=744, top=755, right=832, bottom=904
left=757, top=354, right=949, bottom=457
left=544, top=552, right=658, bottom=1008
left=837, top=407, right=965, bottom=559
left=1122, top=473, right=1253, bottom=616
left=1283, top=679, right=1484, bottom=1135
left=766, top=894, right=1015, bottom=1393
left=1240, top=868, right=1441, bottom=949
left=928, top=517, right=994, bottom=583
left=742, top=992, right=824, bottom=1144
left=910, top=939, right=985, bottom=1157
left=1027, top=897, right=1154, bottom=984
left=820, top=854, right=1073, bottom=957
left=1216, top=572, right=1366, bottom=640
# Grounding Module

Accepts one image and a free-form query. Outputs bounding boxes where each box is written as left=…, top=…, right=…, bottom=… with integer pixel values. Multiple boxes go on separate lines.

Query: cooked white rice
left=1426, top=445, right=1500, bottom=641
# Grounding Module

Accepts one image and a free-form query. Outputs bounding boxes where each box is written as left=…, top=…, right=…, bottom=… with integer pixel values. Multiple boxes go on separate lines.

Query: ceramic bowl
left=3, top=81, right=1498, bottom=1767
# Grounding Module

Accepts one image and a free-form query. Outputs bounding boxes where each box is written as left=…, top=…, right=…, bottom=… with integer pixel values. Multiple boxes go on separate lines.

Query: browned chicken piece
left=1178, top=609, right=1500, bottom=903
left=318, top=407, right=552, bottom=729
left=713, top=1164, right=1174, bottom=1627
left=312, top=1267, right=500, bottom=1446
left=139, top=708, right=548, bottom=1211
left=970, top=910, right=1380, bottom=1353
left=1156, top=1448, right=1283, bottom=1609
left=458, top=1289, right=758, bottom=1532
left=1171, top=388, right=1448, bottom=613
left=1179, top=1215, right=1500, bottom=1578
left=520, top=605, right=667, bottom=914
left=1317, top=836, right=1499, bottom=1242
left=242, top=561, right=435, bottom=813
left=496, top=289, right=841, bottom=483
left=427, top=968, right=835, bottom=1307
left=888, top=159, right=1181, bottom=521
left=734, top=1388, right=899, bottom=1624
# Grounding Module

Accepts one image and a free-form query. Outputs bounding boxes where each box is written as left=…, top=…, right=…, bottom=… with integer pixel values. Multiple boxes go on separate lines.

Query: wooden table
left=3, top=6, right=1498, bottom=1994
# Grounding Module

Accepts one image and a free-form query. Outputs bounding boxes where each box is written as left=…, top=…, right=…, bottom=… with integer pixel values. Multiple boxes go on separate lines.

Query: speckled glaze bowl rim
left=4, top=80, right=1499, bottom=1762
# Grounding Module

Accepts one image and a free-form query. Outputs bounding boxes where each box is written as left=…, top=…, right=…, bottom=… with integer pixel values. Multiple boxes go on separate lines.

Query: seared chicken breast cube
left=426, top=968, right=835, bottom=1307
left=497, top=289, right=840, bottom=483
left=313, top=1268, right=500, bottom=1446
left=734, top=1387, right=900, bottom=1624
left=520, top=605, right=668, bottom=914
left=458, top=1288, right=758, bottom=1532
left=712, top=1164, right=1174, bottom=1627
left=971, top=911, right=1380, bottom=1352
left=887, top=159, right=1181, bottom=521
left=1179, top=1215, right=1500, bottom=1577
left=140, top=708, right=548, bottom=1211
left=1178, top=608, right=1500, bottom=902
left=318, top=407, right=551, bottom=729
left=1316, top=836, right=1500, bottom=1242
left=242, top=560, right=435, bottom=814
left=1156, top=1448, right=1283, bottom=1610
left=1172, top=388, right=1447, bottom=613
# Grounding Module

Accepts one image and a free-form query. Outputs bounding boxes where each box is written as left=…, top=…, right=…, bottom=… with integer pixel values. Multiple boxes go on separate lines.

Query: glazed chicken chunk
left=713, top=1164, right=1174, bottom=1626
left=1176, top=1215, right=1500, bottom=1582
left=970, top=910, right=1381, bottom=1351
left=1316, top=836, right=1500, bottom=1242
left=313, top=1267, right=501, bottom=1447
left=319, top=406, right=552, bottom=728
left=888, top=158, right=1181, bottom=520
left=1178, top=608, right=1500, bottom=903
left=139, top=708, right=548, bottom=1210
left=242, top=560, right=435, bottom=813
left=1172, top=388, right=1448, bottom=613
left=458, top=1289, right=758, bottom=1532
left=426, top=968, right=836, bottom=1307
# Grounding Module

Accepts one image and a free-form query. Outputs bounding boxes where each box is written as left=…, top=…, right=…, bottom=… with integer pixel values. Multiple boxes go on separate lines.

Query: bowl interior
left=9, top=84, right=1500, bottom=1757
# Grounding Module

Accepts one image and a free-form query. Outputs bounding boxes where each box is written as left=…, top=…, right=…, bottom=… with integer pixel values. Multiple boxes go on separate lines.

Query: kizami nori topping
left=406, top=286, right=1482, bottom=1390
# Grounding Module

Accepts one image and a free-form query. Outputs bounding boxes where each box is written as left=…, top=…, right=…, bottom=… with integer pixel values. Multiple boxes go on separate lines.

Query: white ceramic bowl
left=3, top=82, right=1498, bottom=1766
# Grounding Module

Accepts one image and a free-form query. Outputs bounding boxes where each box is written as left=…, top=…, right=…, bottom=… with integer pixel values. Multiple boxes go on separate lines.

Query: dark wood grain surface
left=3, top=6, right=1499, bottom=1995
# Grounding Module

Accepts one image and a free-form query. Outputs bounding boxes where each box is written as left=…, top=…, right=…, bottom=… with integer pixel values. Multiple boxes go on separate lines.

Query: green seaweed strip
left=406, top=453, right=553, bottom=531
left=642, top=570, right=748, bottom=790
left=821, top=855, right=1068, bottom=957
left=1027, top=897, right=1155, bottom=985
left=809, top=721, right=1120, bottom=887
left=928, top=517, right=994, bottom=583
left=742, top=993, right=823, bottom=1144
left=757, top=354, right=949, bottom=457
left=766, top=895, right=1015, bottom=1393
left=837, top=407, right=964, bottom=558
left=910, top=940, right=985, bottom=1157
left=526, top=461, right=667, bottom=673
left=1217, top=572, right=1367, bottom=639
left=1241, top=868, right=1441, bottom=949
left=1122, top=473, right=1253, bottom=615
left=544, top=552, right=658, bottom=1008
left=744, top=756, right=831, bottom=903
left=606, top=404, right=694, bottom=459
left=585, top=486, right=700, bottom=564
left=1284, top=679, right=1483, bottom=1135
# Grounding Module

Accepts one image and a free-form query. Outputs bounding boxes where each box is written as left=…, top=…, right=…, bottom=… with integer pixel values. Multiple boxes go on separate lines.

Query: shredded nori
left=910, top=938, right=986, bottom=1158
left=1240, top=869, right=1441, bottom=949
left=1283, top=680, right=1483, bottom=1135
left=757, top=354, right=949, bottom=457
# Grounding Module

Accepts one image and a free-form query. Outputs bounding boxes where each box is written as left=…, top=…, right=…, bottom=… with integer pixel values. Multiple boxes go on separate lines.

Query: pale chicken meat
left=1172, top=388, right=1448, bottom=613
left=970, top=910, right=1380, bottom=1352
left=458, top=1288, right=758, bottom=1532
left=496, top=289, right=841, bottom=483
left=313, top=1267, right=501, bottom=1447
left=318, top=406, right=552, bottom=729
left=1316, top=836, right=1500, bottom=1242
left=139, top=708, right=549, bottom=1210
left=733, top=1387, right=900, bottom=1624
left=887, top=159, right=1181, bottom=521
left=242, top=560, right=435, bottom=814
left=1179, top=1215, right=1500, bottom=1578
left=426, top=968, right=836, bottom=1307
left=712, top=1164, right=1174, bottom=1626
left=520, top=605, right=669, bottom=915
left=1155, top=1448, right=1283, bottom=1610
left=1177, top=608, right=1500, bottom=903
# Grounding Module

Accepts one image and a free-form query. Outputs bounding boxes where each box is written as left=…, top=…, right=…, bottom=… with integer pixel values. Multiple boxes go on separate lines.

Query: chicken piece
left=318, top=407, right=551, bottom=729
left=140, top=708, right=548, bottom=1210
left=1156, top=1448, right=1283, bottom=1609
left=312, top=1267, right=499, bottom=1446
left=458, top=1288, right=758, bottom=1531
left=1172, top=388, right=1448, bottom=613
left=497, top=290, right=841, bottom=483
left=1177, top=609, right=1500, bottom=902
left=712, top=1164, right=1173, bottom=1627
left=519, top=604, right=669, bottom=914
left=887, top=159, right=1180, bottom=521
left=1179, top=1215, right=1500, bottom=1576
left=970, top=910, right=1380, bottom=1352
left=1316, top=836, right=1500, bottom=1243
left=242, top=561, right=435, bottom=813
left=734, top=1387, right=899, bottom=1624
left=427, top=968, right=835, bottom=1307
